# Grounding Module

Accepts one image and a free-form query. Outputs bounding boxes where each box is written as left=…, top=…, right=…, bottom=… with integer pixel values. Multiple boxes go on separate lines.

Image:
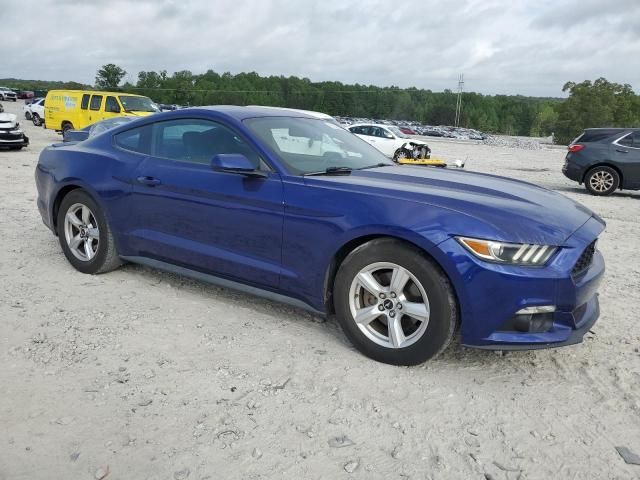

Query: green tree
left=554, top=78, right=640, bottom=144
left=95, top=64, right=127, bottom=90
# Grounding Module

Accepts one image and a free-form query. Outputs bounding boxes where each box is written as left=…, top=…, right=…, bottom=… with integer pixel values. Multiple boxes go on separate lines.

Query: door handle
left=137, top=176, right=161, bottom=186
left=616, top=148, right=628, bottom=153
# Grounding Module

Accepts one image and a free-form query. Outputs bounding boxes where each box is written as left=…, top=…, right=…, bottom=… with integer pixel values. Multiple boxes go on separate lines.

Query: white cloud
left=2, top=0, right=639, bottom=96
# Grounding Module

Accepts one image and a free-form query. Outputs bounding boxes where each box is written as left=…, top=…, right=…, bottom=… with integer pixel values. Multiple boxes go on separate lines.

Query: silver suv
left=0, top=87, right=17, bottom=102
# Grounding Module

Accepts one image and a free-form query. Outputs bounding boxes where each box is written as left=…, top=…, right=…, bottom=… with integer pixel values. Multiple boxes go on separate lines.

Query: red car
left=399, top=126, right=417, bottom=135
left=17, top=91, right=35, bottom=100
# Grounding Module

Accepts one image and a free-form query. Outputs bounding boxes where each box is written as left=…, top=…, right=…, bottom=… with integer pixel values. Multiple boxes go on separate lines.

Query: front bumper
left=435, top=216, right=605, bottom=350
left=0, top=132, right=29, bottom=147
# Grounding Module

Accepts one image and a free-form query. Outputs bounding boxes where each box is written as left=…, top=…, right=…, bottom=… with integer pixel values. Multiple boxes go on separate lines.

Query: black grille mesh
left=572, top=240, right=597, bottom=276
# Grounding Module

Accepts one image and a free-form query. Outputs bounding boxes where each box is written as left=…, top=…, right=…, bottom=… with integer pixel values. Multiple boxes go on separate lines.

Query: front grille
left=572, top=240, right=597, bottom=276
left=0, top=132, right=22, bottom=141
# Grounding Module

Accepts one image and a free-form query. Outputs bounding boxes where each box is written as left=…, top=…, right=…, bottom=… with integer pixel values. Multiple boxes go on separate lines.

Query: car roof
left=176, top=105, right=322, bottom=121
left=585, top=127, right=640, bottom=133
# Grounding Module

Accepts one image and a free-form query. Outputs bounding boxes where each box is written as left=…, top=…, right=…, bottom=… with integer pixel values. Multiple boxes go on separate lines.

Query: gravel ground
left=1, top=100, right=639, bottom=480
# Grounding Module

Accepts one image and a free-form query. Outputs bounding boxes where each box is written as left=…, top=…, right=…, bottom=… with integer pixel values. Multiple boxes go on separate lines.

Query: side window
left=152, top=118, right=265, bottom=169
left=105, top=96, right=120, bottom=113
left=380, top=128, right=394, bottom=139
left=632, top=132, right=640, bottom=148
left=80, top=94, right=90, bottom=110
left=349, top=126, right=362, bottom=135
left=114, top=124, right=152, bottom=155
left=618, top=134, right=634, bottom=147
left=90, top=95, right=103, bottom=111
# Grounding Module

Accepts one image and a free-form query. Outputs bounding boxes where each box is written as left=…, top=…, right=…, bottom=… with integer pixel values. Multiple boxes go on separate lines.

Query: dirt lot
left=1, top=100, right=639, bottom=480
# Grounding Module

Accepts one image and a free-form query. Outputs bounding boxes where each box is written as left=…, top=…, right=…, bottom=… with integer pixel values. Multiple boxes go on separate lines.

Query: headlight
left=457, top=237, right=557, bottom=266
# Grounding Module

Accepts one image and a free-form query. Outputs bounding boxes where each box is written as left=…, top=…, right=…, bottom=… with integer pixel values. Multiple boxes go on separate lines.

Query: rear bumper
left=562, top=159, right=585, bottom=183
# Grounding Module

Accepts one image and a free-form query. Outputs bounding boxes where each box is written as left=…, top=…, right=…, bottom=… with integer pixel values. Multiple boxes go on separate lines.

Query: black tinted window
left=105, top=96, right=120, bottom=113
left=581, top=132, right=615, bottom=142
left=81, top=94, right=90, bottom=110
left=90, top=95, right=103, bottom=111
left=114, top=125, right=152, bottom=154
left=633, top=132, right=640, bottom=147
left=618, top=134, right=633, bottom=147
left=152, top=118, right=264, bottom=168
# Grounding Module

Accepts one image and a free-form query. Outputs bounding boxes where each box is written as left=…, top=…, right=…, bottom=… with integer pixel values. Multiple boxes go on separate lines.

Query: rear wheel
left=584, top=166, right=619, bottom=196
left=25, top=111, right=32, bottom=120
left=333, top=238, right=457, bottom=365
left=56, top=190, right=122, bottom=274
left=61, top=122, right=74, bottom=133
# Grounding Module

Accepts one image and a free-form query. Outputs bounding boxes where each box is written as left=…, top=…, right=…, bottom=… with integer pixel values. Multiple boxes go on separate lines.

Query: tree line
left=3, top=65, right=639, bottom=144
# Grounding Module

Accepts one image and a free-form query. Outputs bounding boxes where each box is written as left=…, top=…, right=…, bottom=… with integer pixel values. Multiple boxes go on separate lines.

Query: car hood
left=0, top=113, right=17, bottom=128
left=305, top=165, right=598, bottom=246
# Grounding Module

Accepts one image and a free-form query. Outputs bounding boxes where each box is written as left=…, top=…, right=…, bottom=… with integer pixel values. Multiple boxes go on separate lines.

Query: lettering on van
left=50, top=95, right=77, bottom=109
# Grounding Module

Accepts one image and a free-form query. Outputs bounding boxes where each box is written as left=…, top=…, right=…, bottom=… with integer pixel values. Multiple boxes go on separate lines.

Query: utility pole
left=454, top=73, right=464, bottom=127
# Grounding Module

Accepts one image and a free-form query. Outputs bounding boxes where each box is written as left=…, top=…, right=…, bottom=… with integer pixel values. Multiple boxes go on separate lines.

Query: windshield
left=89, top=117, right=136, bottom=137
left=387, top=126, right=410, bottom=139
left=244, top=117, right=393, bottom=175
left=118, top=95, right=156, bottom=112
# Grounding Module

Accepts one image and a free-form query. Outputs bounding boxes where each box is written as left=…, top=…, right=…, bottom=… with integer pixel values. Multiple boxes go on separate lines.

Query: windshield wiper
left=304, top=166, right=353, bottom=176
left=359, top=163, right=392, bottom=170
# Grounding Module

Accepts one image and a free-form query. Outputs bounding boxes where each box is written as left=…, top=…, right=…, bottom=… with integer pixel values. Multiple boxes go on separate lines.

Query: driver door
left=125, top=118, right=284, bottom=289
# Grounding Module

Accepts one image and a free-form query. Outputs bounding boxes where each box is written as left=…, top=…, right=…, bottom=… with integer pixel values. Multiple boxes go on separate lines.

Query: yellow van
left=44, top=90, right=156, bottom=132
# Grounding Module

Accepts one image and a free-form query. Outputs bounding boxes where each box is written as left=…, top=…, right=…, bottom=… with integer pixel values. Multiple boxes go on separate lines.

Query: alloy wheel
left=589, top=171, right=614, bottom=192
left=63, top=203, right=100, bottom=261
left=348, top=262, right=430, bottom=348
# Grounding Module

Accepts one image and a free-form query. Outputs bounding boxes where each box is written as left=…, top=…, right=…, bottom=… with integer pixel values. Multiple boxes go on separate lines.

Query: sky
left=2, top=0, right=639, bottom=97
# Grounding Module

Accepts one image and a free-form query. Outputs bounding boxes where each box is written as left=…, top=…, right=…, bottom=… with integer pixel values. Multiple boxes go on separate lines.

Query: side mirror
left=211, top=154, right=265, bottom=177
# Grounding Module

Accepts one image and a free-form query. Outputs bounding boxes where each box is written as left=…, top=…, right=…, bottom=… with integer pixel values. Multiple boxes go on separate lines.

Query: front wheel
left=333, top=238, right=457, bottom=365
left=393, top=149, right=408, bottom=162
left=584, top=166, right=619, bottom=196
left=32, top=113, right=42, bottom=126
left=56, top=190, right=122, bottom=274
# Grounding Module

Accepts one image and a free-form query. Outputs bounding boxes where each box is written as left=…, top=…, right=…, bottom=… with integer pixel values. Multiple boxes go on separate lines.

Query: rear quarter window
left=114, top=125, right=152, bottom=154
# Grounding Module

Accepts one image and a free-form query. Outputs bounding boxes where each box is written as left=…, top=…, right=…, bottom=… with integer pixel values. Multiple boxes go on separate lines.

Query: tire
left=61, top=122, right=74, bottom=133
left=32, top=114, right=42, bottom=127
left=584, top=166, right=620, bottom=196
left=393, top=149, right=407, bottom=163
left=25, top=112, right=32, bottom=120
left=56, top=189, right=122, bottom=274
left=333, top=238, right=457, bottom=365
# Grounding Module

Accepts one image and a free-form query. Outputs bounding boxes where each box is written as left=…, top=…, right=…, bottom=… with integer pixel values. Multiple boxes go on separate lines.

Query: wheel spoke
left=69, top=235, right=82, bottom=250
left=357, top=271, right=384, bottom=296
left=87, top=227, right=100, bottom=239
left=354, top=305, right=382, bottom=325
left=389, top=267, right=410, bottom=294
left=66, top=212, right=83, bottom=227
left=83, top=240, right=94, bottom=259
left=402, top=301, right=429, bottom=322
left=388, top=316, right=406, bottom=348
left=81, top=206, right=91, bottom=224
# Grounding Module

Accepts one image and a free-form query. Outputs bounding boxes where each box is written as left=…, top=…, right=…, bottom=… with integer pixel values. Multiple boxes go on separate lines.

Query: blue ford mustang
left=35, top=106, right=605, bottom=365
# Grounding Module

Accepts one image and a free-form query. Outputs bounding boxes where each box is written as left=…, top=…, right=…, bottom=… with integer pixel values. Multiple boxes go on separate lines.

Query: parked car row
left=336, top=116, right=486, bottom=140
